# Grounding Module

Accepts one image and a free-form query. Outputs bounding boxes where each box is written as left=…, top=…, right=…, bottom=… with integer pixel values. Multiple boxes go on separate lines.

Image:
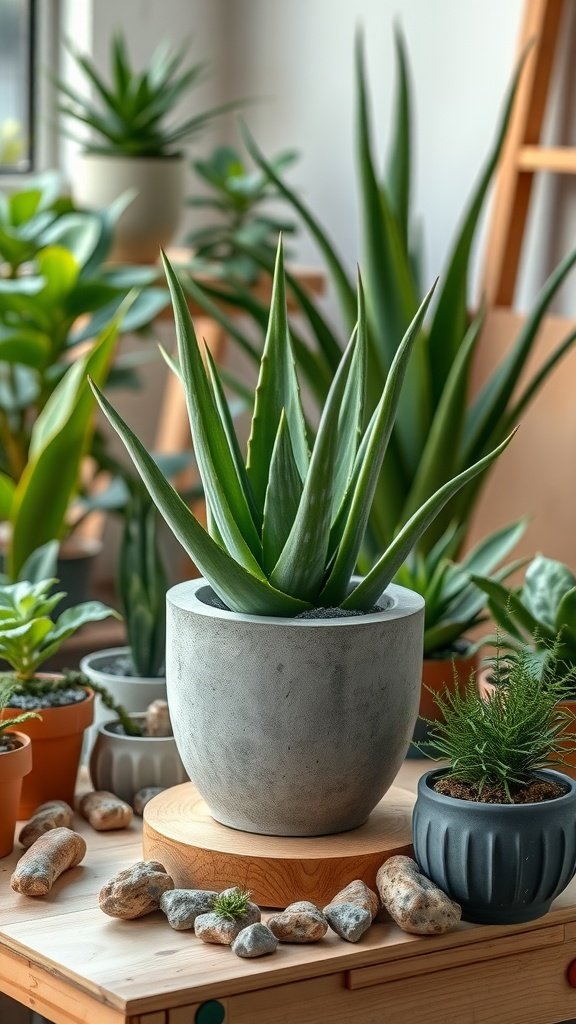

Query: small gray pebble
left=325, top=902, right=372, bottom=942
left=232, top=922, right=278, bottom=958
left=133, top=787, right=165, bottom=815
left=159, top=889, right=218, bottom=930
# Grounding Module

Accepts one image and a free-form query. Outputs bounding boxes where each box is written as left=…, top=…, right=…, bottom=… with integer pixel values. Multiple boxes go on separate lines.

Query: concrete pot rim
left=81, top=647, right=166, bottom=687
left=97, top=712, right=175, bottom=743
left=418, top=766, right=576, bottom=812
left=167, top=578, right=424, bottom=628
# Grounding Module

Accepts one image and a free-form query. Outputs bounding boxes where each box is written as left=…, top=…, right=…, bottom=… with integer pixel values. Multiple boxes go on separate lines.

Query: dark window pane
left=0, top=0, right=34, bottom=172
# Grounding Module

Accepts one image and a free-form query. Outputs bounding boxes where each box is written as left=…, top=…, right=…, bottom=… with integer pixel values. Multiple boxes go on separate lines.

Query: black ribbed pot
left=413, top=768, right=576, bottom=924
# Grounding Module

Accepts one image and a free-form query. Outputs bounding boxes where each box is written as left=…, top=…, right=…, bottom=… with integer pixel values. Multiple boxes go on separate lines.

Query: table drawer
left=170, top=928, right=576, bottom=1024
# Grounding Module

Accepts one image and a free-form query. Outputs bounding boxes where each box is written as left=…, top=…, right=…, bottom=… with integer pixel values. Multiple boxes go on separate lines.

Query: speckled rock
left=195, top=901, right=261, bottom=945
left=232, top=922, right=278, bottom=958
left=19, top=801, right=74, bottom=849
left=11, top=828, right=86, bottom=896
left=325, top=902, right=372, bottom=941
left=160, top=888, right=218, bottom=930
left=145, top=699, right=172, bottom=736
left=99, top=861, right=174, bottom=919
left=376, top=856, right=461, bottom=935
left=133, top=787, right=165, bottom=816
left=80, top=791, right=133, bottom=831
left=327, top=880, right=379, bottom=918
left=267, top=901, right=328, bottom=943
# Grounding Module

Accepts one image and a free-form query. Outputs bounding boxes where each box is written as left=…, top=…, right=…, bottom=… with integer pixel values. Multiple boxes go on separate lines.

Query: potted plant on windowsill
left=0, top=577, right=117, bottom=816
left=413, top=648, right=576, bottom=924
left=55, top=34, right=244, bottom=263
left=473, top=555, right=576, bottom=778
left=397, top=518, right=526, bottom=755
left=91, top=238, right=514, bottom=837
left=0, top=682, right=39, bottom=857
left=81, top=481, right=168, bottom=731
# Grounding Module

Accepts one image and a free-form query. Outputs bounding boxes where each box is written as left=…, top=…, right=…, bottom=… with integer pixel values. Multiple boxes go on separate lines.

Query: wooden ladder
left=483, top=0, right=574, bottom=306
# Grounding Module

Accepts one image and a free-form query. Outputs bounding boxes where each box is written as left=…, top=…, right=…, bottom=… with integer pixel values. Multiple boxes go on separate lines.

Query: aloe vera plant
left=91, top=241, right=514, bottom=616
left=186, top=33, right=576, bottom=563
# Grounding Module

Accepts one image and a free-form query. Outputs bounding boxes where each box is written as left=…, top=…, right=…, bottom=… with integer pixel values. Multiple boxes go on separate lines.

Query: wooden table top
left=2, top=761, right=576, bottom=1021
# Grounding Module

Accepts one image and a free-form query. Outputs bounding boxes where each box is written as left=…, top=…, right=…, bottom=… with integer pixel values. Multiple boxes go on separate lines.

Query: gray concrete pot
left=89, top=713, right=186, bottom=804
left=413, top=767, right=576, bottom=924
left=166, top=578, right=424, bottom=836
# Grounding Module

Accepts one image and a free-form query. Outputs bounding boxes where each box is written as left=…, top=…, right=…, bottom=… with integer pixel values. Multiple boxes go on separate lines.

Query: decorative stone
left=267, top=900, right=328, bottom=943
left=11, top=828, right=86, bottom=897
left=232, top=922, right=278, bottom=958
left=324, top=903, right=372, bottom=942
left=133, top=787, right=165, bottom=816
left=99, top=860, right=174, bottom=919
left=329, top=879, right=379, bottom=917
left=19, top=801, right=74, bottom=849
left=145, top=699, right=172, bottom=736
left=80, top=791, right=134, bottom=831
left=376, top=856, right=461, bottom=935
left=160, top=888, right=218, bottom=930
left=195, top=901, right=261, bottom=946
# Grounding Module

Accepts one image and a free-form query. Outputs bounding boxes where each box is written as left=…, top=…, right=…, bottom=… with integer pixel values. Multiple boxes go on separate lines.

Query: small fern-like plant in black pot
left=413, top=649, right=576, bottom=925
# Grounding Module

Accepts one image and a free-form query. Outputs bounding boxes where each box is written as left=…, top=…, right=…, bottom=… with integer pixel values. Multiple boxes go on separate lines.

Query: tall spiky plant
left=90, top=241, right=515, bottom=617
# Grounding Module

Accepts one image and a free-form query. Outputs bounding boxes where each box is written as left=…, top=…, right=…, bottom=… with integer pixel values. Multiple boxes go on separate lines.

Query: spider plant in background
left=54, top=33, right=246, bottom=261
left=186, top=143, right=299, bottom=284
left=473, top=555, right=576, bottom=690
left=185, top=32, right=576, bottom=567
left=91, top=240, right=516, bottom=617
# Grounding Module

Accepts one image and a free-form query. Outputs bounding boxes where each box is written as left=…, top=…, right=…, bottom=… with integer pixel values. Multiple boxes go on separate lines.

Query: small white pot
left=73, top=152, right=185, bottom=262
left=80, top=646, right=166, bottom=761
left=89, top=713, right=187, bottom=804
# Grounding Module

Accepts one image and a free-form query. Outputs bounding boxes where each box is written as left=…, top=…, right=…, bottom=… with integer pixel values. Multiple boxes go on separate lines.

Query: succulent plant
left=55, top=34, right=243, bottom=158
left=91, top=239, right=515, bottom=617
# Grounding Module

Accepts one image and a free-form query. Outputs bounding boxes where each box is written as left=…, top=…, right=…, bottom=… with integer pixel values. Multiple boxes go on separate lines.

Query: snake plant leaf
left=240, top=122, right=357, bottom=330
left=0, top=473, right=15, bottom=520
left=463, top=247, right=576, bottom=465
left=8, top=310, right=121, bottom=579
left=320, top=282, right=436, bottom=607
left=426, top=49, right=528, bottom=400
left=262, top=411, right=303, bottom=573
left=401, top=306, right=485, bottom=523
left=331, top=279, right=367, bottom=518
left=246, top=238, right=310, bottom=517
left=344, top=429, right=518, bottom=611
left=270, top=327, right=360, bottom=602
left=90, top=381, right=310, bottom=616
left=161, top=251, right=263, bottom=573
left=385, top=26, right=412, bottom=249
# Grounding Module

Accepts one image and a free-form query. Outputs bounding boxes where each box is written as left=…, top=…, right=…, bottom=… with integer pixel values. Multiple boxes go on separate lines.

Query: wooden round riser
left=142, top=783, right=414, bottom=908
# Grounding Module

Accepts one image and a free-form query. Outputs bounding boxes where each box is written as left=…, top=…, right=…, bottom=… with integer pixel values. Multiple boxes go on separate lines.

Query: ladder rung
left=518, top=145, right=576, bottom=173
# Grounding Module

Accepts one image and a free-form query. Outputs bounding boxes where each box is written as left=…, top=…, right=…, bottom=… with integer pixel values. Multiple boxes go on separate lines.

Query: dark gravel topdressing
left=7, top=688, right=89, bottom=710
left=295, top=606, right=384, bottom=620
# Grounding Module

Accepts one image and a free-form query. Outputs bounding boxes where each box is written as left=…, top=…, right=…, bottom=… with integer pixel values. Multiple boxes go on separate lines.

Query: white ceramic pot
left=80, top=646, right=166, bottom=761
left=166, top=578, right=425, bottom=836
left=89, top=713, right=187, bottom=804
left=73, top=152, right=185, bottom=262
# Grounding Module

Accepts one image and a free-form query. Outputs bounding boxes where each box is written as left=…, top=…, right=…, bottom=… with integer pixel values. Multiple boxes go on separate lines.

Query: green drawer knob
left=195, top=1000, right=225, bottom=1024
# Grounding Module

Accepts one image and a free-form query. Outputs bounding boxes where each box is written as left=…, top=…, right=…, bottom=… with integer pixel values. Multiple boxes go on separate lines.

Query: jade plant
left=394, top=519, right=527, bottom=658
left=91, top=240, right=515, bottom=616
left=473, top=555, right=576, bottom=684
left=55, top=34, right=242, bottom=157
left=421, top=648, right=576, bottom=801
left=187, top=34, right=576, bottom=565
left=0, top=577, right=116, bottom=682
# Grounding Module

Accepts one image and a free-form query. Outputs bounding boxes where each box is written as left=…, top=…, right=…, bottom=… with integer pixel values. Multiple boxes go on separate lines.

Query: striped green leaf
left=262, top=411, right=302, bottom=573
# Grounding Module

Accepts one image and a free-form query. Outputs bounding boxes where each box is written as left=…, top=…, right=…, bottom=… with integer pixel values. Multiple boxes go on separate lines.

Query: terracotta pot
left=477, top=669, right=576, bottom=780
left=0, top=732, right=32, bottom=857
left=408, top=651, right=478, bottom=757
left=0, top=685, right=94, bottom=817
